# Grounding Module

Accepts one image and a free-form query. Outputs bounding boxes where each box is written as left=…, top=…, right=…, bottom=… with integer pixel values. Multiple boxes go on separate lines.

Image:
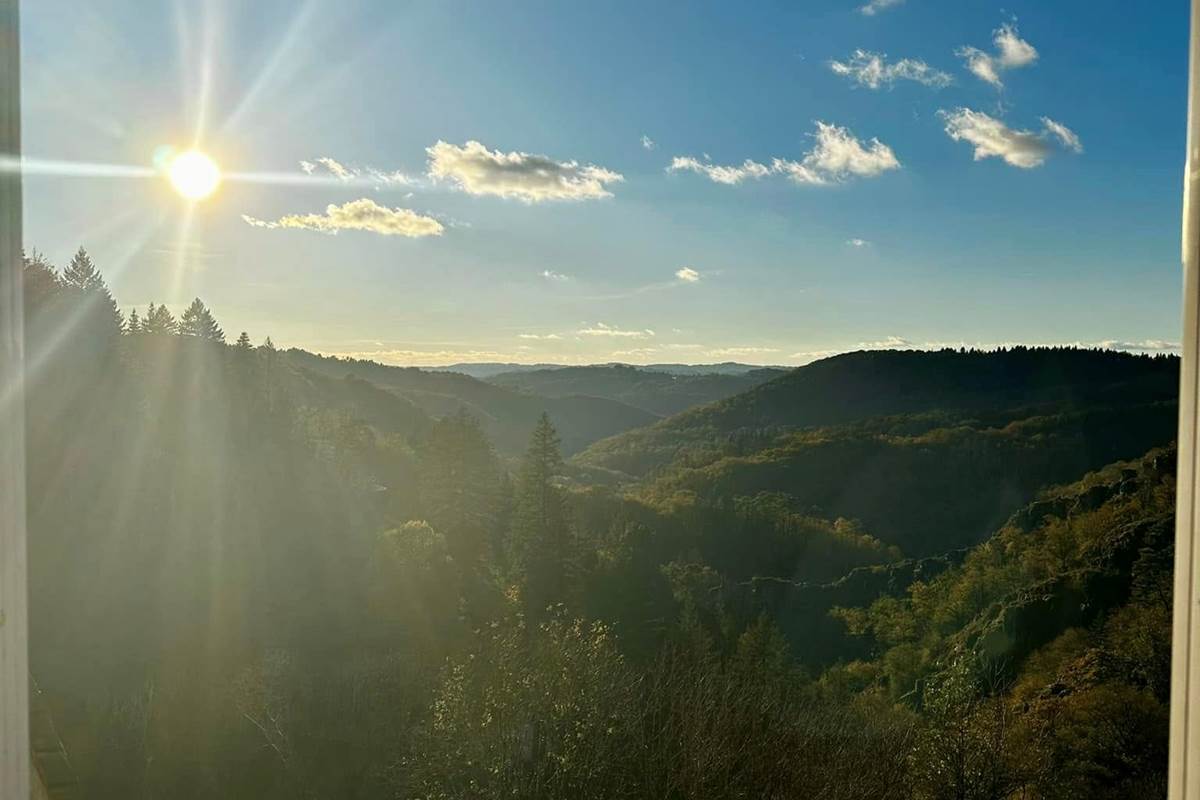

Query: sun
left=167, top=150, right=221, bottom=201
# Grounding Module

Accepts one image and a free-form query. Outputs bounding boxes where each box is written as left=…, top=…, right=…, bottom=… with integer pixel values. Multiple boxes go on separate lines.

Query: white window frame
left=0, top=2, right=1199, bottom=799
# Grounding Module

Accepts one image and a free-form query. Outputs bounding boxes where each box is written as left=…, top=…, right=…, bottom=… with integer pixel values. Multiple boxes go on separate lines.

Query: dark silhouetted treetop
left=62, top=246, right=105, bottom=292
left=235, top=331, right=252, bottom=350
left=142, top=303, right=178, bottom=336
left=179, top=298, right=225, bottom=343
left=125, top=308, right=141, bottom=335
left=61, top=247, right=122, bottom=341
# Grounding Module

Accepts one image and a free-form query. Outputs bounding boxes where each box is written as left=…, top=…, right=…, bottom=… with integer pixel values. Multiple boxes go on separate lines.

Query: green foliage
left=20, top=249, right=1177, bottom=799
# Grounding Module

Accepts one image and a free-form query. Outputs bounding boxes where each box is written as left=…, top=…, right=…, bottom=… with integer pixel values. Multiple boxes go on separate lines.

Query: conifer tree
left=235, top=331, right=252, bottom=350
left=420, top=411, right=501, bottom=577
left=510, top=413, right=575, bottom=618
left=62, top=247, right=122, bottom=341
left=126, top=308, right=141, bottom=335
left=179, top=298, right=225, bottom=343
left=143, top=303, right=178, bottom=335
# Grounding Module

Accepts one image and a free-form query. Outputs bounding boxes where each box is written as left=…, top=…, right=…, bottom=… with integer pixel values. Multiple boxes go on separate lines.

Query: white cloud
left=540, top=270, right=571, bottom=281
left=241, top=198, right=444, bottom=237
left=859, top=0, right=904, bottom=16
left=773, top=121, right=900, bottom=184
left=671, top=121, right=899, bottom=189
left=578, top=323, right=655, bottom=339
left=299, top=157, right=419, bottom=186
left=704, top=346, right=781, bottom=359
left=829, top=50, right=953, bottom=90
left=667, top=156, right=771, bottom=185
left=1099, top=339, right=1179, bottom=353
left=940, top=109, right=1082, bottom=169
left=641, top=135, right=656, bottom=150
left=426, top=140, right=624, bottom=202
left=1041, top=117, right=1084, bottom=154
left=518, top=333, right=563, bottom=341
left=846, top=238, right=870, bottom=247
left=675, top=267, right=701, bottom=283
left=957, top=23, right=1038, bottom=88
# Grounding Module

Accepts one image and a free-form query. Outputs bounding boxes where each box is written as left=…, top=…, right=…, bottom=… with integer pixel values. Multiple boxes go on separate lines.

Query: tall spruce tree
left=126, top=308, right=141, bottom=334
left=143, top=303, right=178, bottom=335
left=62, top=247, right=122, bottom=342
left=510, top=413, right=575, bottom=619
left=420, top=411, right=502, bottom=582
left=235, top=331, right=252, bottom=350
left=179, top=298, right=225, bottom=342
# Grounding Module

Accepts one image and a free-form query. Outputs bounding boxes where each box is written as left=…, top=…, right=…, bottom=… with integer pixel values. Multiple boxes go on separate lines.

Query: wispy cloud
left=518, top=333, right=563, bottom=341
left=859, top=0, right=904, bottom=16
left=829, top=50, right=953, bottom=89
left=957, top=23, right=1038, bottom=88
left=578, top=323, right=656, bottom=339
left=540, top=270, right=571, bottom=281
left=1098, top=339, right=1179, bottom=352
left=675, top=267, right=701, bottom=283
left=426, top=140, right=624, bottom=202
left=667, top=156, right=771, bottom=185
left=940, top=109, right=1082, bottom=168
left=670, top=121, right=899, bottom=188
left=241, top=198, right=444, bottom=237
left=641, top=134, right=657, bottom=150
left=1041, top=117, right=1084, bottom=154
left=299, top=156, right=419, bottom=186
left=705, top=346, right=781, bottom=359
left=846, top=238, right=871, bottom=247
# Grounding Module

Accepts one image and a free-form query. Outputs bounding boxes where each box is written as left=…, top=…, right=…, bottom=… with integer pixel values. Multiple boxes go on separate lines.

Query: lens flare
left=167, top=150, right=221, bottom=200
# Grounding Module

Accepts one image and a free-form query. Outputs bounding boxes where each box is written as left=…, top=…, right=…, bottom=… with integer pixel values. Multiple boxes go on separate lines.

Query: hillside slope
left=575, top=348, right=1179, bottom=477
left=286, top=350, right=658, bottom=455
left=488, top=364, right=785, bottom=416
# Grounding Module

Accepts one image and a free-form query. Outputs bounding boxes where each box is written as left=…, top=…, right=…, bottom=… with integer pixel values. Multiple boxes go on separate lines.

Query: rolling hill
left=487, top=364, right=786, bottom=417
left=574, top=348, right=1180, bottom=478
left=285, top=350, right=659, bottom=455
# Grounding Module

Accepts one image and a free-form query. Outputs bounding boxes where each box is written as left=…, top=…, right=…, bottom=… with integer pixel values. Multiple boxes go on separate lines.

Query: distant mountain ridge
left=285, top=349, right=659, bottom=456
left=430, top=361, right=783, bottom=379
left=487, top=364, right=787, bottom=417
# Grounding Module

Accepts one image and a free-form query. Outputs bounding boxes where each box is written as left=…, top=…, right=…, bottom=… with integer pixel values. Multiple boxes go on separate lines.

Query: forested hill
left=575, top=347, right=1180, bottom=477
left=487, top=363, right=786, bottom=417
left=285, top=349, right=658, bottom=456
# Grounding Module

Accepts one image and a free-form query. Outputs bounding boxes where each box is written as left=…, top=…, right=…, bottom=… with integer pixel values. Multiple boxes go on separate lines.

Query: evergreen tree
left=125, top=308, right=141, bottom=335
left=235, top=331, right=252, bottom=350
left=22, top=250, right=61, bottom=312
left=61, top=247, right=122, bottom=341
left=420, top=411, right=502, bottom=582
left=510, top=413, right=575, bottom=619
left=179, top=298, right=225, bottom=342
left=62, top=246, right=105, bottom=292
left=143, top=303, right=178, bottom=336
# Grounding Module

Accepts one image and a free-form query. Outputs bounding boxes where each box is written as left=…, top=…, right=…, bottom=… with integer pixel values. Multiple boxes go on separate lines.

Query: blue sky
left=18, top=0, right=1189, bottom=366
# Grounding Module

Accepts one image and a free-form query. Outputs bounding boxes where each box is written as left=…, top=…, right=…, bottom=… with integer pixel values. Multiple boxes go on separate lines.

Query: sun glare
left=167, top=150, right=221, bottom=200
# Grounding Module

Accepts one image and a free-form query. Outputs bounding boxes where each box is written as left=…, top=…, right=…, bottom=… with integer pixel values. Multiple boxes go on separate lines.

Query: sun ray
left=218, top=0, right=319, bottom=137
left=0, top=156, right=155, bottom=180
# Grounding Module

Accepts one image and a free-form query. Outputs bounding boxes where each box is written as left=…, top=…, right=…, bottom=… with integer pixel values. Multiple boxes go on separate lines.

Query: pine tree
left=235, top=331, right=252, bottom=350
left=509, top=413, right=574, bottom=619
left=126, top=308, right=141, bottom=335
left=62, top=246, right=104, bottom=292
left=61, top=247, right=122, bottom=341
left=420, top=410, right=501, bottom=579
left=179, top=298, right=225, bottom=343
left=143, top=303, right=178, bottom=335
